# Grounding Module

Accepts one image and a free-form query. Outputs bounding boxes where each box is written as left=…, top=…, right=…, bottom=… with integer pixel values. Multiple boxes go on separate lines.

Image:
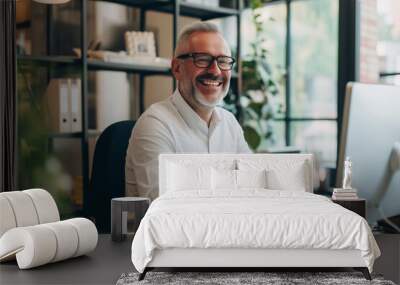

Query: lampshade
left=33, top=0, right=71, bottom=4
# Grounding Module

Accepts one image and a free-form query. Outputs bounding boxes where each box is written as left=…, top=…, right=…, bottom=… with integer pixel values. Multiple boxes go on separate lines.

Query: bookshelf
left=17, top=0, right=243, bottom=216
left=17, top=55, right=171, bottom=75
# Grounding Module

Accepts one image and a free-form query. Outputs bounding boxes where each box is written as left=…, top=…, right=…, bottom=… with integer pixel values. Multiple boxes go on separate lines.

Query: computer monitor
left=337, top=82, right=400, bottom=230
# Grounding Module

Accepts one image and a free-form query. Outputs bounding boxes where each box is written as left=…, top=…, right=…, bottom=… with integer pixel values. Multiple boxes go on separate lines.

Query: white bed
left=131, top=154, right=380, bottom=280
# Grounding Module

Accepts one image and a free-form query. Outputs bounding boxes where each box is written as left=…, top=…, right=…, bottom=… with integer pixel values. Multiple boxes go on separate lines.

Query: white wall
left=94, top=2, right=134, bottom=130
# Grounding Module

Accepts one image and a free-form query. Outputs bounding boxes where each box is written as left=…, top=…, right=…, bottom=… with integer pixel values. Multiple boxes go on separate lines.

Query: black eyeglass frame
left=176, top=53, right=236, bottom=71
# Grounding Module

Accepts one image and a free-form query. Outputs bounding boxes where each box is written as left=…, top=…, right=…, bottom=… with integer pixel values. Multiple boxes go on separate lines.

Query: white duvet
left=131, top=190, right=380, bottom=273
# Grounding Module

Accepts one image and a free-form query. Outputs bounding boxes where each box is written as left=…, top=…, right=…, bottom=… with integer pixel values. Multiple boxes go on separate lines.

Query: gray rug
left=116, top=271, right=396, bottom=285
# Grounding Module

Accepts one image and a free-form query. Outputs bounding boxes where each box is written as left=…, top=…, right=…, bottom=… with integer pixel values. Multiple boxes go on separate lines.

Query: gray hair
left=174, top=21, right=222, bottom=56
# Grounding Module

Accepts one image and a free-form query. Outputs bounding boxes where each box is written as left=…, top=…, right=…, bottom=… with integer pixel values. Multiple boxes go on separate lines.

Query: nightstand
left=332, top=198, right=366, bottom=218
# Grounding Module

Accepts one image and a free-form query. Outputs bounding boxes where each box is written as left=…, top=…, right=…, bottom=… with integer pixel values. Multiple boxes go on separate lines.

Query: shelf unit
left=17, top=0, right=242, bottom=215
left=18, top=54, right=239, bottom=78
left=17, top=56, right=171, bottom=75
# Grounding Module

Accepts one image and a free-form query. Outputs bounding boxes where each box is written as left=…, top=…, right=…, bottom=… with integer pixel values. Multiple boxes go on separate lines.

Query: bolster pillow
left=0, top=189, right=60, bottom=237
left=0, top=218, right=98, bottom=269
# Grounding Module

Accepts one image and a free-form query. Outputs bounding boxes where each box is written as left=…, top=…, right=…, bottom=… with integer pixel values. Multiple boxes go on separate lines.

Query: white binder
left=59, top=81, right=70, bottom=133
left=45, top=79, right=71, bottom=133
left=70, top=79, right=82, bottom=132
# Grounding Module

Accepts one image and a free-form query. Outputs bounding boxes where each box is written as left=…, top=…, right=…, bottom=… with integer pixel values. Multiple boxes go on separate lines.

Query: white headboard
left=159, top=154, right=314, bottom=195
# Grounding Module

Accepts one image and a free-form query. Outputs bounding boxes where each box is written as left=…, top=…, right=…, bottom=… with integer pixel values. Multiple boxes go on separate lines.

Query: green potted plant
left=241, top=0, right=283, bottom=151
left=17, top=62, right=74, bottom=218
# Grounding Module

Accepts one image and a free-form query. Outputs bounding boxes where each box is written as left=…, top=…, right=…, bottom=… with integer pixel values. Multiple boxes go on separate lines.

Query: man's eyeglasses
left=176, top=53, right=235, bottom=71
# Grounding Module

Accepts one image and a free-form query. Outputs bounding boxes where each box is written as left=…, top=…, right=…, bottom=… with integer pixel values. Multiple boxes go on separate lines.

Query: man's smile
left=196, top=75, right=225, bottom=89
left=198, top=79, right=223, bottom=86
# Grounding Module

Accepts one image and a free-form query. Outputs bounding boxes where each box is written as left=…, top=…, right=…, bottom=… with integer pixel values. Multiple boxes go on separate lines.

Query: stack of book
left=332, top=188, right=359, bottom=200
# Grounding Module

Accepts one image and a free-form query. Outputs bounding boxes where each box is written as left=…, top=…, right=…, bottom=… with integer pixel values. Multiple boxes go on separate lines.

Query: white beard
left=193, top=84, right=229, bottom=109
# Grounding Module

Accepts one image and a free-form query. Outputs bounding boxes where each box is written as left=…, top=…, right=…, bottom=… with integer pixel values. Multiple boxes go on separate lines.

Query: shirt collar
left=171, top=89, right=221, bottom=134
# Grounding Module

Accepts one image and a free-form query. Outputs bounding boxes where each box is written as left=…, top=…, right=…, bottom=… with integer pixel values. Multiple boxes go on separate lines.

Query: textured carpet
left=116, top=271, right=396, bottom=285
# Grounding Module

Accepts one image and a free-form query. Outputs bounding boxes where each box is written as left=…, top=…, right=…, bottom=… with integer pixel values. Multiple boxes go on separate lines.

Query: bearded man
left=125, top=22, right=251, bottom=199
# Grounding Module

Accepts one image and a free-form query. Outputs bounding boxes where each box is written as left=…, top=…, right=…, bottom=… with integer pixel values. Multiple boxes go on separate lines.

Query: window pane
left=377, top=0, right=400, bottom=79
left=242, top=4, right=287, bottom=119
left=290, top=120, right=337, bottom=167
left=271, top=120, right=286, bottom=147
left=290, top=0, right=338, bottom=118
left=258, top=4, right=287, bottom=119
left=258, top=120, right=286, bottom=151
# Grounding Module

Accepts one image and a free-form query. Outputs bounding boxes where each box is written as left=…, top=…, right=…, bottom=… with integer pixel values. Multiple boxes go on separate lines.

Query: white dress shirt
left=125, top=89, right=251, bottom=199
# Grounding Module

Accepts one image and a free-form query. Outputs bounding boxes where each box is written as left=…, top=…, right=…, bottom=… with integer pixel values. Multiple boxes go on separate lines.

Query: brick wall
left=358, top=0, right=379, bottom=83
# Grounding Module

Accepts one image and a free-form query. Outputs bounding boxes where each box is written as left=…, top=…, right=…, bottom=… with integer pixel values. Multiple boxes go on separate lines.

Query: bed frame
left=139, top=248, right=371, bottom=280
left=138, top=154, right=372, bottom=281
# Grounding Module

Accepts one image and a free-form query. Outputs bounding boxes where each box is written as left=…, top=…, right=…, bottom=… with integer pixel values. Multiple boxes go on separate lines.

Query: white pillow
left=211, top=169, right=268, bottom=190
left=212, top=168, right=236, bottom=190
left=167, top=162, right=212, bottom=191
left=237, top=159, right=309, bottom=192
left=237, top=169, right=267, bottom=189
left=266, top=163, right=307, bottom=191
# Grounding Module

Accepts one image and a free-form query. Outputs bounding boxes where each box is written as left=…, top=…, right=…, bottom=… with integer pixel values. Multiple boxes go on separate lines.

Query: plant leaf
left=243, top=125, right=261, bottom=150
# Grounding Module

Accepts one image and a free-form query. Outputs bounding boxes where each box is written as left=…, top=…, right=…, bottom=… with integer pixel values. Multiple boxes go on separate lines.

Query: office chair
left=89, top=120, right=135, bottom=233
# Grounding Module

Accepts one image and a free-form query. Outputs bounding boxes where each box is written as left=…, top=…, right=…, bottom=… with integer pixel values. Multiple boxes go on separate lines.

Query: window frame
left=259, top=0, right=356, bottom=169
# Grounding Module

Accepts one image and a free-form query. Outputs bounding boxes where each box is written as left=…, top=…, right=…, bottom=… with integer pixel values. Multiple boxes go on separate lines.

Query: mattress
left=131, top=190, right=380, bottom=273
